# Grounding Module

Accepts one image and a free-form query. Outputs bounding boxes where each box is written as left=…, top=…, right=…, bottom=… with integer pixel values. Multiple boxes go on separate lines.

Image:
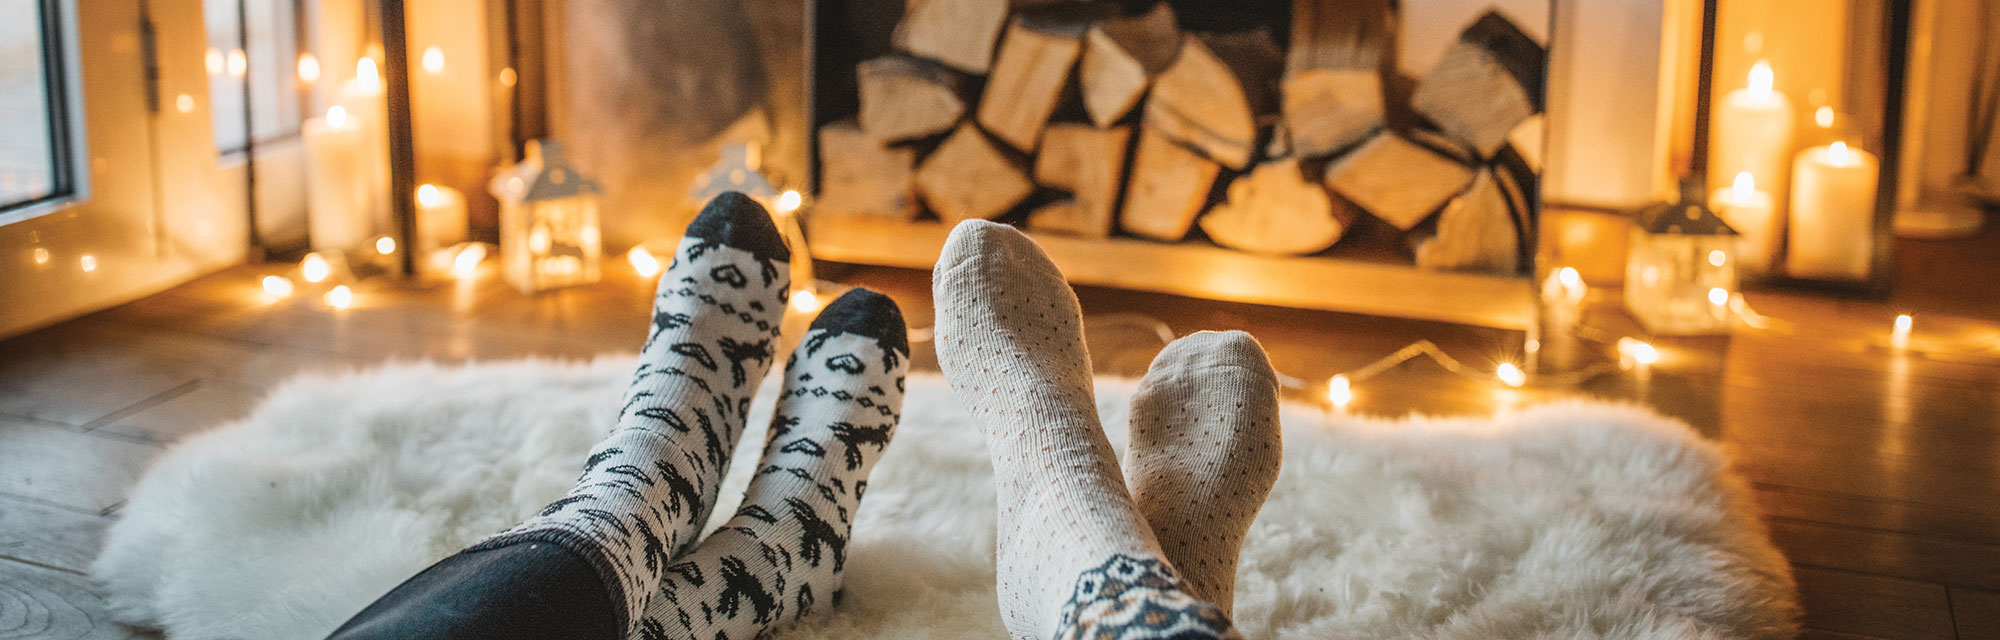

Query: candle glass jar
left=492, top=140, right=604, bottom=293
left=1625, top=202, right=1739, bottom=335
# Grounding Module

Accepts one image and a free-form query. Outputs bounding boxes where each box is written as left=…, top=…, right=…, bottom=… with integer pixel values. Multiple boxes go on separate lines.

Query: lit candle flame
left=1496, top=363, right=1526, bottom=388
left=301, top=252, right=330, bottom=283
left=1747, top=61, right=1774, bottom=100
left=324, top=285, right=353, bottom=309
left=262, top=275, right=294, bottom=298
left=1828, top=142, right=1850, bottom=167
left=298, top=53, right=320, bottom=83
left=627, top=246, right=660, bottom=277
left=1891, top=314, right=1912, bottom=348
left=326, top=105, right=349, bottom=128
left=356, top=57, right=381, bottom=91
left=1814, top=105, right=1834, bottom=128
left=1732, top=172, right=1756, bottom=200
left=421, top=46, right=445, bottom=74
left=1327, top=375, right=1353, bottom=409
left=417, top=184, right=443, bottom=208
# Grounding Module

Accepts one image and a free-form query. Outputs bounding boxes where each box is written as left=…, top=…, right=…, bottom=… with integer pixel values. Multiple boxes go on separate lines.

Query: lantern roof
left=518, top=139, right=601, bottom=202
left=690, top=142, right=779, bottom=202
left=1635, top=199, right=1737, bottom=235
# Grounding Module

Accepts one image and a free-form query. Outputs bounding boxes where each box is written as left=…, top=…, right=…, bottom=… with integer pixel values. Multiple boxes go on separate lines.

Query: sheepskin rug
left=93, top=357, right=1798, bottom=639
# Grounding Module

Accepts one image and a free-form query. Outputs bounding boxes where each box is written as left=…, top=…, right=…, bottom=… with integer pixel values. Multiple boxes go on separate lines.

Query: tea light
left=1787, top=141, right=1879, bottom=279
left=1709, top=61, right=1795, bottom=219
left=415, top=184, right=469, bottom=258
left=1710, top=172, right=1777, bottom=273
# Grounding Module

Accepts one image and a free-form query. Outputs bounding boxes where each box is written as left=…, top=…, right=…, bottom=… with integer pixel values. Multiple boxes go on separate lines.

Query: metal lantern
left=1625, top=201, right=1739, bottom=335
left=491, top=139, right=603, bottom=293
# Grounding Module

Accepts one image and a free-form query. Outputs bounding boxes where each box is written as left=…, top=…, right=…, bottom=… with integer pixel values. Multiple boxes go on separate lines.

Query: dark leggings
left=324, top=540, right=621, bottom=640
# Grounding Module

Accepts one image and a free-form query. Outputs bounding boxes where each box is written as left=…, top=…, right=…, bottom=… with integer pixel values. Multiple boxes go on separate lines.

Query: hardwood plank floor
left=0, top=234, right=1996, bottom=637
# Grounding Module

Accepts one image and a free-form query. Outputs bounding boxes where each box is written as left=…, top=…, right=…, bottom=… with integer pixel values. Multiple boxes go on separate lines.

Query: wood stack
left=816, top=2, right=1546, bottom=275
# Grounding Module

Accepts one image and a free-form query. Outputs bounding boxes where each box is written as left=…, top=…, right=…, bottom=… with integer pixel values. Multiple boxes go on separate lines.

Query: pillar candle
left=338, top=58, right=391, bottom=232
left=415, top=184, right=469, bottom=256
left=302, top=107, right=370, bottom=251
left=1710, top=172, right=1777, bottom=273
left=1709, top=61, right=1795, bottom=220
left=1787, top=142, right=1879, bottom=279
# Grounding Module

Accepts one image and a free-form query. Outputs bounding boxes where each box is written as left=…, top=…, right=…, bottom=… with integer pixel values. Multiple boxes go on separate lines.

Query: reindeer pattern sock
left=1124, top=331, right=1282, bottom=616
left=473, top=193, right=791, bottom=633
left=932, top=220, right=1240, bottom=640
left=634, top=289, right=910, bottom=640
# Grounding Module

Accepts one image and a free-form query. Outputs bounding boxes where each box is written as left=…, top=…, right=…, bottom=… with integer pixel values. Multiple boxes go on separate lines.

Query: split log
left=1027, top=200, right=1095, bottom=236
left=1322, top=132, right=1476, bottom=230
left=1120, top=127, right=1221, bottom=240
left=817, top=120, right=920, bottom=220
left=916, top=124, right=1034, bottom=224
left=978, top=18, right=1085, bottom=152
left=1415, top=169, right=1519, bottom=273
left=1410, top=11, right=1547, bottom=158
left=894, top=0, right=1010, bottom=75
left=1029, top=124, right=1131, bottom=237
left=857, top=56, right=966, bottom=142
left=1078, top=2, right=1180, bottom=127
left=1283, top=0, right=1389, bottom=157
left=1200, top=158, right=1351, bottom=255
left=1144, top=33, right=1274, bottom=170
left=1404, top=127, right=1478, bottom=164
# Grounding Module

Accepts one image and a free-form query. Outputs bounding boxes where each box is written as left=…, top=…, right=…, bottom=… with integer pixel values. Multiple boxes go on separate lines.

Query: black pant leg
left=325, top=541, right=622, bottom=640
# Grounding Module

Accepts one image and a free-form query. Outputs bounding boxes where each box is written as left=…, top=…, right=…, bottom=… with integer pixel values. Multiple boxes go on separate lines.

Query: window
left=0, top=0, right=73, bottom=210
left=205, top=0, right=302, bottom=155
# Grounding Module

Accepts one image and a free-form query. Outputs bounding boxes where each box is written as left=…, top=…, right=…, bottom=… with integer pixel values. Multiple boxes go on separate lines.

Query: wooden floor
left=2, top=230, right=1998, bottom=638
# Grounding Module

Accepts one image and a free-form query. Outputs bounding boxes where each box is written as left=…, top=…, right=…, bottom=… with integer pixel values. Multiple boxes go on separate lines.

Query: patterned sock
left=474, top=192, right=792, bottom=634
left=932, top=219, right=1240, bottom=640
left=1124, top=331, right=1282, bottom=617
left=634, top=289, right=909, bottom=640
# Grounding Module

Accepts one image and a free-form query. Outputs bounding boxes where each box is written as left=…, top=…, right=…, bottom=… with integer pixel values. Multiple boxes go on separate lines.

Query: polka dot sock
left=473, top=192, right=791, bottom=634
left=633, top=289, right=909, bottom=640
left=1124, top=331, right=1283, bottom=616
left=932, top=220, right=1240, bottom=639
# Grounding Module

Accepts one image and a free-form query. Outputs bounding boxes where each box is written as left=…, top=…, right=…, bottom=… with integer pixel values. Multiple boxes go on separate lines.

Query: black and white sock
left=634, top=289, right=909, bottom=640
left=475, top=192, right=792, bottom=634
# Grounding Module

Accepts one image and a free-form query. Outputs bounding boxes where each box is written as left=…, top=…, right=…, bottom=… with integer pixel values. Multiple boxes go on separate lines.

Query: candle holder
left=1687, top=0, right=1912, bottom=293
left=1624, top=200, right=1739, bottom=335
left=491, top=140, right=604, bottom=293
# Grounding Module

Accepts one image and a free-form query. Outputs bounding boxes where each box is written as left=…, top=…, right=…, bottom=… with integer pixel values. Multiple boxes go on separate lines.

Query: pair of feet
left=935, top=220, right=1283, bottom=639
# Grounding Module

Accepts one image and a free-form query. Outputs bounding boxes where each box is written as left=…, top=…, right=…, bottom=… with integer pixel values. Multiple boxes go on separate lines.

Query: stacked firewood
left=815, top=0, right=1546, bottom=275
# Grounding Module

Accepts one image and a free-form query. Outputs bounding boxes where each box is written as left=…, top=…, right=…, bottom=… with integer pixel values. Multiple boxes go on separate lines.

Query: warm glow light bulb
left=453, top=244, right=487, bottom=278
left=627, top=246, right=660, bottom=277
left=1708, top=287, right=1729, bottom=306
left=301, top=252, right=330, bottom=283
left=417, top=184, right=442, bottom=207
left=1732, top=172, right=1755, bottom=199
left=262, top=275, right=294, bottom=298
left=776, top=190, right=803, bottom=213
left=326, top=105, right=349, bottom=128
left=1747, top=60, right=1774, bottom=99
left=790, top=289, right=823, bottom=313
left=1557, top=266, right=1582, bottom=290
left=297, top=53, right=321, bottom=83
left=1496, top=363, right=1525, bottom=388
left=175, top=94, right=195, bottom=114
left=1708, top=250, right=1727, bottom=267
left=375, top=236, right=396, bottom=255
left=356, top=57, right=381, bottom=90
left=204, top=48, right=224, bottom=74
left=1815, top=105, right=1834, bottom=128
left=79, top=255, right=97, bottom=272
left=324, top=285, right=353, bottom=309
left=1891, top=314, right=1913, bottom=348
left=1828, top=142, right=1851, bottom=166
left=32, top=247, right=49, bottom=265
left=1327, top=375, right=1353, bottom=409
left=1618, top=337, right=1659, bottom=365
left=226, top=48, right=247, bottom=77
left=421, top=46, right=445, bottom=74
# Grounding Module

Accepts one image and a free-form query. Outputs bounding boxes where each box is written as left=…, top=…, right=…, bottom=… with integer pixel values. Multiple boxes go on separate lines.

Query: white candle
left=302, top=106, right=370, bottom=251
left=1709, top=61, right=1796, bottom=220
left=1787, top=142, right=1879, bottom=279
left=415, top=184, right=469, bottom=256
left=1710, top=172, right=1777, bottom=273
left=339, top=58, right=391, bottom=232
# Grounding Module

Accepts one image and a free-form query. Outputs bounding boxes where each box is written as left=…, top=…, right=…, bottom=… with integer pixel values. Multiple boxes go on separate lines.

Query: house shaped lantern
left=492, top=140, right=603, bottom=293
left=1624, top=200, right=1740, bottom=335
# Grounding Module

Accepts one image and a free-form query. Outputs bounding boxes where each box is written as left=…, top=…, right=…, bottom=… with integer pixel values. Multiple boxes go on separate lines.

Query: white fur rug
left=94, top=357, right=1798, bottom=639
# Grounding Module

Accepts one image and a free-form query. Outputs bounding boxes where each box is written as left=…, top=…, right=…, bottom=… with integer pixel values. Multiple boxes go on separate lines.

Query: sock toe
left=1150, top=331, right=1277, bottom=380
left=936, top=219, right=1057, bottom=280
left=686, top=192, right=790, bottom=263
left=811, top=289, right=909, bottom=356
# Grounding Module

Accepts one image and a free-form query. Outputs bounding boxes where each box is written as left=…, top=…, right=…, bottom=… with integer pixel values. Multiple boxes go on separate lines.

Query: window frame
left=0, top=0, right=90, bottom=224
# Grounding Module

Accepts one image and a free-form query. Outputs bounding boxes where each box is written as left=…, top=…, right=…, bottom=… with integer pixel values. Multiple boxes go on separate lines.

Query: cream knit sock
left=1124, top=331, right=1283, bottom=616
left=933, top=220, right=1239, bottom=640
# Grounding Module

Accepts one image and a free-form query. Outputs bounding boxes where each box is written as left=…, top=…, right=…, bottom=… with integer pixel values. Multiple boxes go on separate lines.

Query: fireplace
left=804, top=0, right=1551, bottom=330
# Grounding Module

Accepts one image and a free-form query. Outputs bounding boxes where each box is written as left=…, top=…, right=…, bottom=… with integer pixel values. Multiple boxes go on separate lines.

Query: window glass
left=206, top=0, right=301, bottom=154
left=0, top=0, right=60, bottom=208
